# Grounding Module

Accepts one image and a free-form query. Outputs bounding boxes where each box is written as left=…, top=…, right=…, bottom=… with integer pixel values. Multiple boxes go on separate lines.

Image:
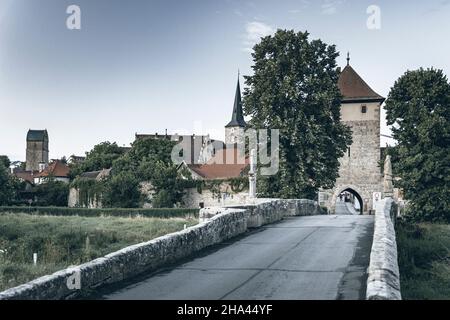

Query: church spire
left=347, top=52, right=350, bottom=66
left=225, top=74, right=246, bottom=128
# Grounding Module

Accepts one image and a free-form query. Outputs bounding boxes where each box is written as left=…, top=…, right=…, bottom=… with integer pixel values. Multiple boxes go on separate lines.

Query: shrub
left=396, top=219, right=450, bottom=299
left=0, top=206, right=199, bottom=218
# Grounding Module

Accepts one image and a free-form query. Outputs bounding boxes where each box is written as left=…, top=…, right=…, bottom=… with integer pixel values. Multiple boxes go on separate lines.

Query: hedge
left=0, top=206, right=199, bottom=218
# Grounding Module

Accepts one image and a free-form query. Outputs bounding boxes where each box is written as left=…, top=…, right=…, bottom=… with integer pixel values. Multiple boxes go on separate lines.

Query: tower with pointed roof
left=324, top=55, right=385, bottom=214
left=26, top=129, right=49, bottom=171
left=225, top=76, right=246, bottom=144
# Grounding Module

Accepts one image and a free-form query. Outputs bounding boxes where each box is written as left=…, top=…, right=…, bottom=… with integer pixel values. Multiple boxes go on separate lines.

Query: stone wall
left=68, top=188, right=102, bottom=208
left=0, top=199, right=322, bottom=300
left=182, top=186, right=249, bottom=209
left=26, top=140, right=49, bottom=172
left=203, top=199, right=323, bottom=228
left=366, top=197, right=402, bottom=300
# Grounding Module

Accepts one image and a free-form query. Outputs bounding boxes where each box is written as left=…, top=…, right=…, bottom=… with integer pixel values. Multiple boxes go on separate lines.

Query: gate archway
left=333, top=186, right=364, bottom=215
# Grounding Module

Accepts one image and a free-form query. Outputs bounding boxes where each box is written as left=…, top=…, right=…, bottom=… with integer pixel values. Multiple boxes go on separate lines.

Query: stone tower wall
left=324, top=101, right=384, bottom=214
left=26, top=139, right=49, bottom=171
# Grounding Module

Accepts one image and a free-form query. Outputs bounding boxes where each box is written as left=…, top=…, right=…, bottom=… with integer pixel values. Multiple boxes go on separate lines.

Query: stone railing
left=366, top=197, right=402, bottom=300
left=201, top=199, right=323, bottom=227
left=0, top=199, right=322, bottom=300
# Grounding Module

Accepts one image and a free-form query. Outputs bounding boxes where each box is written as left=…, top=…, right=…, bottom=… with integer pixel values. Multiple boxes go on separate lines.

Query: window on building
left=361, top=105, right=367, bottom=113
left=348, top=147, right=351, bottom=157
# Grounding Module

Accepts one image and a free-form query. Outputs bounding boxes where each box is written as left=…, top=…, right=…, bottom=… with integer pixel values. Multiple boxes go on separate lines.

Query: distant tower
left=225, top=75, right=246, bottom=144
left=26, top=130, right=49, bottom=171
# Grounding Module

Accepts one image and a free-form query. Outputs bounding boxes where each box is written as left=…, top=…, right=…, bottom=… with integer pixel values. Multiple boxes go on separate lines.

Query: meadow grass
left=0, top=212, right=198, bottom=291
left=396, top=220, right=450, bottom=300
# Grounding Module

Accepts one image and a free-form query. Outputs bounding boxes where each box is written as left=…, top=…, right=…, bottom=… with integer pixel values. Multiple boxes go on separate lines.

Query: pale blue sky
left=1, top=0, right=450, bottom=161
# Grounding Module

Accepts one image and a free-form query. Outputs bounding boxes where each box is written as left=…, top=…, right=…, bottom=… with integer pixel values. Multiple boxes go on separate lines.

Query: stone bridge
left=0, top=198, right=401, bottom=300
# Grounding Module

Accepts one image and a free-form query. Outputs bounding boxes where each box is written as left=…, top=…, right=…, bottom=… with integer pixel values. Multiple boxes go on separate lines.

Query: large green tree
left=0, top=163, right=14, bottom=205
left=102, top=138, right=184, bottom=208
left=0, top=155, right=10, bottom=169
left=69, top=141, right=125, bottom=178
left=34, top=179, right=70, bottom=207
left=243, top=29, right=352, bottom=199
left=0, top=161, right=24, bottom=206
left=102, top=171, right=141, bottom=208
left=385, top=68, right=450, bottom=222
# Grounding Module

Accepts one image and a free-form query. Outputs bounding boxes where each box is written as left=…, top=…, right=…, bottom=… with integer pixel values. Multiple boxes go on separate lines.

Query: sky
left=1, top=0, right=450, bottom=161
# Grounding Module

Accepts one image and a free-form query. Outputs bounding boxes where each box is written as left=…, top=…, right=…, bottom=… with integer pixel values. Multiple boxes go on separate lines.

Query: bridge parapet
left=200, top=198, right=324, bottom=227
left=366, top=197, right=402, bottom=300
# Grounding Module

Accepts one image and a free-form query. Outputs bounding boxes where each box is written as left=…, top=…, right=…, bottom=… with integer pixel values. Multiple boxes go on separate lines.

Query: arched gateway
left=320, top=56, right=385, bottom=215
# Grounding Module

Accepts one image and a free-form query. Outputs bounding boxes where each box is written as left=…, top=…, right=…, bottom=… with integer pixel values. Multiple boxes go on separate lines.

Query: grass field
left=396, top=220, right=450, bottom=300
left=0, top=212, right=198, bottom=292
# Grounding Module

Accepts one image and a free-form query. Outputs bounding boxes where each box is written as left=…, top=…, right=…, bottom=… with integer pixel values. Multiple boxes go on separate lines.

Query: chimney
left=39, top=162, right=46, bottom=173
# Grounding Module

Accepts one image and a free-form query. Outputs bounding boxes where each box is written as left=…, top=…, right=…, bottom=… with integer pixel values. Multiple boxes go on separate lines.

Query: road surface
left=97, top=215, right=374, bottom=300
left=335, top=201, right=359, bottom=215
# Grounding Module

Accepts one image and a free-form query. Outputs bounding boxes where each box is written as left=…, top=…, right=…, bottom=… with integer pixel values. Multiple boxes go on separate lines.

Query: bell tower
left=225, top=75, right=246, bottom=144
left=26, top=129, right=49, bottom=171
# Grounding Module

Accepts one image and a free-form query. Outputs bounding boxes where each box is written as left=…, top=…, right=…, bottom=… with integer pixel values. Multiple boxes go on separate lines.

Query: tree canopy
left=69, top=141, right=125, bottom=178
left=34, top=180, right=70, bottom=207
left=72, top=138, right=186, bottom=208
left=0, top=155, right=10, bottom=169
left=243, top=29, right=352, bottom=199
left=0, top=161, right=24, bottom=206
left=385, top=68, right=450, bottom=222
left=104, top=138, right=184, bottom=208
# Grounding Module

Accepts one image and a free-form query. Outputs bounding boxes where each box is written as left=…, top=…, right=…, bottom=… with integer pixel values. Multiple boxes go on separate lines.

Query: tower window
left=361, top=105, right=367, bottom=113
left=348, top=147, right=351, bottom=157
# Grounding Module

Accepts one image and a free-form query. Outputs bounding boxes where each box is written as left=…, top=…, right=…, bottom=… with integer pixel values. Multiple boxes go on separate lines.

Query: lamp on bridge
left=249, top=149, right=257, bottom=199
left=383, top=155, right=394, bottom=198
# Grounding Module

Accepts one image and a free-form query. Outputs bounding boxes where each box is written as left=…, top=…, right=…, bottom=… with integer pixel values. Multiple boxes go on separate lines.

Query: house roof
left=187, top=163, right=248, bottom=180
left=225, top=77, right=246, bottom=128
left=338, top=65, right=385, bottom=103
left=80, top=170, right=103, bottom=179
left=27, top=130, right=48, bottom=142
left=13, top=170, right=35, bottom=184
left=79, top=168, right=111, bottom=180
left=34, top=160, right=70, bottom=178
left=186, top=147, right=249, bottom=180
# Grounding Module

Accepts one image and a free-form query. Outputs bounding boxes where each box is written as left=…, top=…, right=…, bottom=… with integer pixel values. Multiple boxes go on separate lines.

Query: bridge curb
left=366, top=197, right=402, bottom=300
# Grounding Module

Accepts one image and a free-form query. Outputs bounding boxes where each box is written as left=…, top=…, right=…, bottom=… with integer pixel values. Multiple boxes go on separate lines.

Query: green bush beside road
left=396, top=220, right=450, bottom=300
left=0, top=206, right=199, bottom=218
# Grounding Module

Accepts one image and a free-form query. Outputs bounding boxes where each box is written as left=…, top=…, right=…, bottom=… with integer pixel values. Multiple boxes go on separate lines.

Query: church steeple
left=225, top=76, right=246, bottom=128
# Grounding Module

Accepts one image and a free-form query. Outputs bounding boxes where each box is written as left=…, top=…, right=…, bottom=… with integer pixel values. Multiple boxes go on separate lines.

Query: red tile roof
left=13, top=171, right=35, bottom=184
left=187, top=163, right=248, bottom=179
left=338, top=65, right=385, bottom=103
left=34, top=160, right=70, bottom=178
left=187, top=147, right=249, bottom=180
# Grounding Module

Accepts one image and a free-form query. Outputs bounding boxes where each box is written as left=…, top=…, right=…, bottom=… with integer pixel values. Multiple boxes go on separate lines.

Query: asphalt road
left=98, top=215, right=374, bottom=300
left=335, top=201, right=358, bottom=215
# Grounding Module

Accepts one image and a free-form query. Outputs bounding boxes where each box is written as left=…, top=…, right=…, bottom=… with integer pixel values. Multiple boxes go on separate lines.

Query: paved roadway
left=335, top=201, right=359, bottom=215
left=97, top=215, right=374, bottom=300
